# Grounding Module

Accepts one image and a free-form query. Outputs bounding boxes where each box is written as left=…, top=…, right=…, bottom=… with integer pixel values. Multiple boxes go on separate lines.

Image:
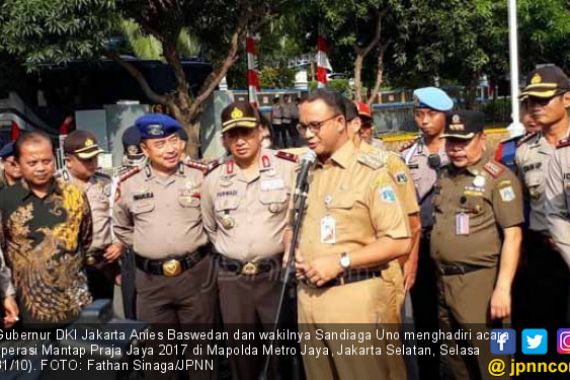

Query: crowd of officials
left=1, top=64, right=570, bottom=380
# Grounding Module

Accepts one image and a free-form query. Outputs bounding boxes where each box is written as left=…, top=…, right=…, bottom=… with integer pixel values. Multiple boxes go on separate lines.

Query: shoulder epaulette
left=204, top=156, right=225, bottom=176
left=357, top=151, right=384, bottom=169
left=516, top=131, right=539, bottom=147
left=398, top=137, right=419, bottom=152
left=483, top=160, right=506, bottom=178
left=499, top=133, right=524, bottom=144
left=557, top=137, right=570, bottom=149
left=119, top=166, right=141, bottom=183
left=183, top=157, right=209, bottom=172
left=276, top=150, right=298, bottom=163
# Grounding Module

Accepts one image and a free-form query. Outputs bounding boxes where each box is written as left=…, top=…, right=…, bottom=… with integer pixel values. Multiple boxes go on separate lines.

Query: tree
left=0, top=0, right=293, bottom=157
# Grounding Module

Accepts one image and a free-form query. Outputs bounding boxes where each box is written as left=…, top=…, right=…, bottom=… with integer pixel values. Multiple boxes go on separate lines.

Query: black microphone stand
left=260, top=180, right=310, bottom=380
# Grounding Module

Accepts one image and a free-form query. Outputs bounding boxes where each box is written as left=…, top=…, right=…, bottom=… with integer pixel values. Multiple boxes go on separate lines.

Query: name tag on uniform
left=260, top=178, right=284, bottom=191
left=455, top=212, right=470, bottom=235
left=320, top=215, right=336, bottom=244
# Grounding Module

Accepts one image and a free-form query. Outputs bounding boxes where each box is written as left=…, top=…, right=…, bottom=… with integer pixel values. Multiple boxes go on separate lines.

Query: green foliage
left=0, top=0, right=117, bottom=67
left=259, top=66, right=295, bottom=88
left=482, top=98, right=511, bottom=123
left=308, top=79, right=351, bottom=95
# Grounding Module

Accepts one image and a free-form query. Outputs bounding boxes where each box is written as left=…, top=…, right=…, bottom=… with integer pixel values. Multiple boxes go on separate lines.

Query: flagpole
left=507, top=0, right=524, bottom=137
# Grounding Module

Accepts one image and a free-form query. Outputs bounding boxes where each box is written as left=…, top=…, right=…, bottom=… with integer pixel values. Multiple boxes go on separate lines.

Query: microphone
left=294, top=150, right=317, bottom=200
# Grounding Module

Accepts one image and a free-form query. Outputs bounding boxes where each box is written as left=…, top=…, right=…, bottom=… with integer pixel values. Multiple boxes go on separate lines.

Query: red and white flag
left=246, top=35, right=260, bottom=108
left=316, top=36, right=332, bottom=88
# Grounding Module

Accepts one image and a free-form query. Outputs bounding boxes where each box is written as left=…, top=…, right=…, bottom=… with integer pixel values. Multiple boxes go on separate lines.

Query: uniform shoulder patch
left=204, top=156, right=226, bottom=176
left=483, top=160, right=506, bottom=178
left=357, top=151, right=384, bottom=169
left=516, top=131, right=539, bottom=147
left=183, top=157, right=209, bottom=172
left=556, top=137, right=570, bottom=149
left=275, top=150, right=298, bottom=163
left=118, top=166, right=141, bottom=183
left=398, top=137, right=419, bottom=152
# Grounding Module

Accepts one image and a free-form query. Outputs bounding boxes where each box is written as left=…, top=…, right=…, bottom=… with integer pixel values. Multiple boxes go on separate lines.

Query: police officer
left=294, top=89, right=411, bottom=379
left=400, top=86, right=453, bottom=379
left=515, top=65, right=570, bottom=328
left=271, top=96, right=286, bottom=148
left=201, top=101, right=297, bottom=379
left=62, top=130, right=124, bottom=302
left=432, top=110, right=523, bottom=379
left=0, top=142, right=22, bottom=189
left=113, top=114, right=215, bottom=380
left=120, top=125, right=147, bottom=172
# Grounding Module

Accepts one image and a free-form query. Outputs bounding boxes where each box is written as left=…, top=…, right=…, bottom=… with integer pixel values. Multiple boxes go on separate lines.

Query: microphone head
left=301, top=150, right=317, bottom=164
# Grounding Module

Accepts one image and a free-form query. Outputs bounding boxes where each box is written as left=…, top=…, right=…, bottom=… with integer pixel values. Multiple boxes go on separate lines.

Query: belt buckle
left=162, top=259, right=182, bottom=277
left=85, top=255, right=97, bottom=266
left=241, top=262, right=258, bottom=275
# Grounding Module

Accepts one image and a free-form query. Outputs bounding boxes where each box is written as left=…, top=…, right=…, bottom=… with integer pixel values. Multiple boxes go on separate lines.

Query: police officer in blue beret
left=113, top=114, right=216, bottom=380
left=0, top=142, right=22, bottom=190
left=400, top=86, right=453, bottom=380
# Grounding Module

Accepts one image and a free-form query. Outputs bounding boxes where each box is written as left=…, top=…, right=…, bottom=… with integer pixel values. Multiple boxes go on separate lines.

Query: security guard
left=515, top=65, right=570, bottom=328
left=294, top=89, right=411, bottom=379
left=201, top=101, right=297, bottom=379
left=61, top=130, right=123, bottom=302
left=432, top=110, right=523, bottom=379
left=355, top=101, right=385, bottom=149
left=400, top=86, right=452, bottom=379
left=0, top=142, right=22, bottom=189
left=113, top=114, right=215, bottom=380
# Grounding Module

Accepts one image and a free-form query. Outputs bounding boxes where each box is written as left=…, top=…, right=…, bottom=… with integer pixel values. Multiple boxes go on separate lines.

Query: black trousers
left=411, top=234, right=441, bottom=380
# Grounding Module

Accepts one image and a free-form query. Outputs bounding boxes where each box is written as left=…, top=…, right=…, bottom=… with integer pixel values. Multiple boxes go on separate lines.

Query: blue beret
left=135, top=114, right=181, bottom=139
left=0, top=142, right=14, bottom=159
left=413, top=87, right=453, bottom=111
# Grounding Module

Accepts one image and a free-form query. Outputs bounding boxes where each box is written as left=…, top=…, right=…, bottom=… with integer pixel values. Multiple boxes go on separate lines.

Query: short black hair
left=300, top=89, right=346, bottom=119
left=343, top=97, right=358, bottom=121
left=14, top=131, right=53, bottom=161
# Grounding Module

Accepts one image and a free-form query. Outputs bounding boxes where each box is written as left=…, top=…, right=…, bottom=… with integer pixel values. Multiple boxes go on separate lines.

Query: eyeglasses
left=297, top=114, right=340, bottom=134
left=524, top=93, right=564, bottom=107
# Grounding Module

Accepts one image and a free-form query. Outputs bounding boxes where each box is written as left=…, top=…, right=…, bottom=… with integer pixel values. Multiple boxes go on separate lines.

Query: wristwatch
left=339, top=252, right=351, bottom=270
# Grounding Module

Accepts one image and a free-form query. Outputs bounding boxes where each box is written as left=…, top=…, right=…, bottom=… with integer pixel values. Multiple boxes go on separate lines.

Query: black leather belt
left=216, top=254, right=281, bottom=276
left=135, top=246, right=209, bottom=277
left=302, top=268, right=382, bottom=289
left=437, top=262, right=489, bottom=276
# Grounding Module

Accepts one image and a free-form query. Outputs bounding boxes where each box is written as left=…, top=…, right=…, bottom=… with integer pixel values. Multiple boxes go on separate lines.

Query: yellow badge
left=531, top=73, right=542, bottom=84
left=231, top=107, right=244, bottom=119
left=85, top=138, right=94, bottom=147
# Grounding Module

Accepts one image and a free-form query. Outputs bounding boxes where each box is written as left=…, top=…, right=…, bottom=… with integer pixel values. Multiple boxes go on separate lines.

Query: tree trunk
left=464, top=71, right=480, bottom=110
left=354, top=54, right=364, bottom=102
left=367, top=42, right=389, bottom=106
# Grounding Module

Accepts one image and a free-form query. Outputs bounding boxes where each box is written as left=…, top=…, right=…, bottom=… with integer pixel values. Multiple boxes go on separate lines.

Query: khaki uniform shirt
left=516, top=131, right=569, bottom=232
left=201, top=149, right=296, bottom=261
left=299, top=141, right=410, bottom=264
left=360, top=142, right=419, bottom=215
left=62, top=170, right=114, bottom=253
left=545, top=141, right=570, bottom=267
left=113, top=163, right=207, bottom=259
left=431, top=157, right=524, bottom=267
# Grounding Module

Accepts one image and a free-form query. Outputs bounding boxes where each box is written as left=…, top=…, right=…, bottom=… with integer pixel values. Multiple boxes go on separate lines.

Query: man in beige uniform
left=113, top=114, right=215, bottom=380
left=294, top=89, right=411, bottom=379
left=515, top=65, right=570, bottom=328
left=201, top=101, right=297, bottom=379
left=61, top=130, right=124, bottom=303
left=432, top=110, right=523, bottom=379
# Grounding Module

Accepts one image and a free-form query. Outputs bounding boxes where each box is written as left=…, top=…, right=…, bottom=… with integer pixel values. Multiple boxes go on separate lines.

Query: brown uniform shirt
left=113, top=163, right=207, bottom=259
left=63, top=170, right=114, bottom=252
left=431, top=157, right=524, bottom=266
left=201, top=149, right=296, bottom=261
left=299, top=141, right=410, bottom=264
